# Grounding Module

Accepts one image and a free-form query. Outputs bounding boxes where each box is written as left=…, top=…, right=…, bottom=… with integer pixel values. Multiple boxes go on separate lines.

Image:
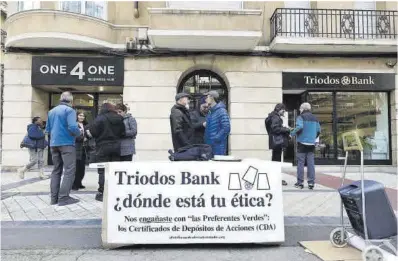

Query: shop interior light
left=87, top=94, right=94, bottom=99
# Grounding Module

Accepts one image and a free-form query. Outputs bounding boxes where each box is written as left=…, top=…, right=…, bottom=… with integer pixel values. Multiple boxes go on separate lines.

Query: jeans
left=297, top=143, right=315, bottom=185
left=96, top=142, right=121, bottom=193
left=24, top=148, right=44, bottom=170
left=50, top=146, right=76, bottom=202
left=73, top=153, right=86, bottom=188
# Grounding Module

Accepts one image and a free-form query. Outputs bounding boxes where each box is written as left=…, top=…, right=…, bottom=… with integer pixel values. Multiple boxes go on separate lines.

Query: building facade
left=2, top=1, right=398, bottom=168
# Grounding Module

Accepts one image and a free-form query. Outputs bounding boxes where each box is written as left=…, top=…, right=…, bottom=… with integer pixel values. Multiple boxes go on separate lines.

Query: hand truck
left=329, top=131, right=397, bottom=261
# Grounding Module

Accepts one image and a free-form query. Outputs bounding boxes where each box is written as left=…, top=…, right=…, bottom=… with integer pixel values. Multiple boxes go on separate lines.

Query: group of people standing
left=19, top=92, right=137, bottom=206
left=265, top=102, right=321, bottom=189
left=170, top=91, right=231, bottom=156
left=18, top=90, right=320, bottom=207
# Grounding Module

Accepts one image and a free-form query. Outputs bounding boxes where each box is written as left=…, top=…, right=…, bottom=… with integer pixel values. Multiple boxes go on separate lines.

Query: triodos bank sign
left=304, top=75, right=375, bottom=85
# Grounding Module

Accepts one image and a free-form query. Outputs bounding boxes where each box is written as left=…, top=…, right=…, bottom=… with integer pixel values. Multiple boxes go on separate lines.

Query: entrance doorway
left=283, top=92, right=305, bottom=164
left=283, top=91, right=392, bottom=165
left=47, top=92, right=123, bottom=165
left=177, top=69, right=229, bottom=153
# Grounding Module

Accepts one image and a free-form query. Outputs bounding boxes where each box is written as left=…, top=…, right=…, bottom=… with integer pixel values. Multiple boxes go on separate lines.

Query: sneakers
left=294, top=183, right=304, bottom=189
left=95, top=192, right=103, bottom=202
left=17, top=167, right=26, bottom=179
left=58, top=197, right=80, bottom=206
left=308, top=184, right=315, bottom=190
left=282, top=180, right=288, bottom=186
left=39, top=170, right=49, bottom=180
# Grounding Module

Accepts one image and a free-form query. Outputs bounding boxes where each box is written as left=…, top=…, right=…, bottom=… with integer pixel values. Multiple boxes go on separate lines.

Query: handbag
left=20, top=135, right=35, bottom=149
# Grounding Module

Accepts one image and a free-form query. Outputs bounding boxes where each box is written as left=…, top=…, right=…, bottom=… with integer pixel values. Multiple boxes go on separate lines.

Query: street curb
left=1, top=217, right=349, bottom=249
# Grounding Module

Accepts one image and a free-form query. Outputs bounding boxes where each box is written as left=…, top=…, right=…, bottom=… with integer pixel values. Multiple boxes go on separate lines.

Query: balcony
left=147, top=8, right=263, bottom=51
left=270, top=8, right=398, bottom=54
left=4, top=10, right=142, bottom=50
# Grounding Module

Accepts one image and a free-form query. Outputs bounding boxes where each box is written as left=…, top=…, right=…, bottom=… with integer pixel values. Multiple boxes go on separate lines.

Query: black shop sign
left=283, top=72, right=395, bottom=91
left=32, top=56, right=124, bottom=86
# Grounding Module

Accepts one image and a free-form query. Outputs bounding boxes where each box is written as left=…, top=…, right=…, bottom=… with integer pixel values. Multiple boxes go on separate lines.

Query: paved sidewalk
left=1, top=247, right=321, bottom=261
left=1, top=168, right=396, bottom=222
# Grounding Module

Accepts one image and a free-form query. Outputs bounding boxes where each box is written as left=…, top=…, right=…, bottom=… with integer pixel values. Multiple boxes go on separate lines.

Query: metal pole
left=341, top=151, right=349, bottom=230
left=360, top=150, right=369, bottom=242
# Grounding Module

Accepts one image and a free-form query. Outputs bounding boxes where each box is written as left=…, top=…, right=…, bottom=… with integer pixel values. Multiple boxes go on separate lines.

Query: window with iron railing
left=59, top=1, right=107, bottom=20
left=270, top=8, right=397, bottom=41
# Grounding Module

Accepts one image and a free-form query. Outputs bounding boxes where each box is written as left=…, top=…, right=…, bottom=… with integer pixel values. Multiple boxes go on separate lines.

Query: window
left=354, top=0, right=376, bottom=38
left=178, top=70, right=228, bottom=111
left=167, top=1, right=242, bottom=10
left=283, top=1, right=311, bottom=37
left=17, top=1, right=40, bottom=11
left=336, top=92, right=389, bottom=160
left=59, top=1, right=107, bottom=20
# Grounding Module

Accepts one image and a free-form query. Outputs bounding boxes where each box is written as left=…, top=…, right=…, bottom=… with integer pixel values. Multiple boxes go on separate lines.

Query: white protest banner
left=100, top=159, right=285, bottom=247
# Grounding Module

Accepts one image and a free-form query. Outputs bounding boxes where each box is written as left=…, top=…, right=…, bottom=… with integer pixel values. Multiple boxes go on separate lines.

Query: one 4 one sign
left=32, top=56, right=124, bottom=86
left=100, top=159, right=285, bottom=247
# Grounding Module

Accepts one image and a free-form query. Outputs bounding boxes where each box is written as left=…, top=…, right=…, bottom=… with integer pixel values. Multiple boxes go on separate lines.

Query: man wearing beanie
left=170, top=93, right=194, bottom=151
left=190, top=96, right=209, bottom=144
left=204, top=90, right=230, bottom=155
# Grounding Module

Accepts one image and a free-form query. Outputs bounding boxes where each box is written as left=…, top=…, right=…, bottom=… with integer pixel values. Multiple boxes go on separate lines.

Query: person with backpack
left=265, top=103, right=290, bottom=186
left=116, top=103, right=137, bottom=161
left=18, top=116, right=48, bottom=180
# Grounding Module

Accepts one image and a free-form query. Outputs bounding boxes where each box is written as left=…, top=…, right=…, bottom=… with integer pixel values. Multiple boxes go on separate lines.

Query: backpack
left=168, top=144, right=213, bottom=161
left=265, top=115, right=272, bottom=135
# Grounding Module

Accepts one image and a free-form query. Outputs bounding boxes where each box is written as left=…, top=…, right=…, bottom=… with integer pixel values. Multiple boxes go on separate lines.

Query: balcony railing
left=270, top=8, right=397, bottom=42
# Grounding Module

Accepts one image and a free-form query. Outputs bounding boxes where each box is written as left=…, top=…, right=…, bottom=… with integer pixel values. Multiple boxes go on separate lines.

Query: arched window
left=177, top=70, right=228, bottom=111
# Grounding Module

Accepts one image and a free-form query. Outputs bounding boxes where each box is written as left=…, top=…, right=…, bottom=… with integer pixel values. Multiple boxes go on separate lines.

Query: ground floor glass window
left=336, top=92, right=390, bottom=160
left=306, top=91, right=390, bottom=163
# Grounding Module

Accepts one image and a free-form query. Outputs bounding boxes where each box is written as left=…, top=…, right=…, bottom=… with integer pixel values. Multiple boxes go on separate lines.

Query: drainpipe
left=133, top=1, right=139, bottom=18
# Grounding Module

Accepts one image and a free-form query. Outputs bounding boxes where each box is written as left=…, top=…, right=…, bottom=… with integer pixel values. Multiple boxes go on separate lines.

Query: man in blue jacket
left=290, top=102, right=321, bottom=190
left=46, top=92, right=81, bottom=206
left=204, top=91, right=231, bottom=155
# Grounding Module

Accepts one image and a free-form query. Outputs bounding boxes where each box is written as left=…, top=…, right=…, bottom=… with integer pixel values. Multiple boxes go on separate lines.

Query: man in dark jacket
left=170, top=93, right=194, bottom=151
left=89, top=103, right=125, bottom=202
left=190, top=96, right=209, bottom=144
left=265, top=103, right=290, bottom=186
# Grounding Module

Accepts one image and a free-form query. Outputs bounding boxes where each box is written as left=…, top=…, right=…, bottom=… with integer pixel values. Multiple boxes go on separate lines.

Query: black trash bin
left=338, top=180, right=397, bottom=240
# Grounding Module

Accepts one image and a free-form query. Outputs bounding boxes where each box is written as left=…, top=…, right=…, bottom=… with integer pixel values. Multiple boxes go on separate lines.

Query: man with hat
left=190, top=96, right=209, bottom=144
left=204, top=90, right=231, bottom=155
left=170, top=93, right=194, bottom=151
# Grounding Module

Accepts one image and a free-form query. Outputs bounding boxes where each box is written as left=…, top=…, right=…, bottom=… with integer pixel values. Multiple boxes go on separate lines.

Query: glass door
left=307, top=92, right=336, bottom=164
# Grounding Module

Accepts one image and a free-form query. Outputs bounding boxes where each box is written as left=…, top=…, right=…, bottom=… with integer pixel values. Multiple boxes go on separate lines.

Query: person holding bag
left=72, top=111, right=88, bottom=190
left=18, top=117, right=48, bottom=179
left=265, top=103, right=290, bottom=186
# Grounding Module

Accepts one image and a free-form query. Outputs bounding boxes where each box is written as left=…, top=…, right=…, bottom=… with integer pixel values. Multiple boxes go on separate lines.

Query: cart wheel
left=329, top=228, right=348, bottom=248
left=362, top=246, right=384, bottom=261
